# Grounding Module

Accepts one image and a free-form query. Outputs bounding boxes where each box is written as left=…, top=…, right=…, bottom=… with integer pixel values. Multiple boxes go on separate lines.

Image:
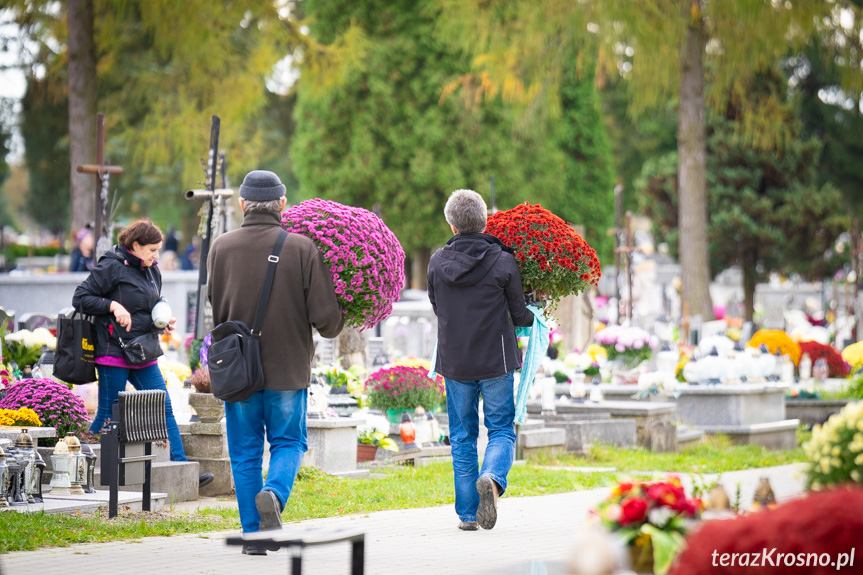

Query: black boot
left=199, top=473, right=215, bottom=488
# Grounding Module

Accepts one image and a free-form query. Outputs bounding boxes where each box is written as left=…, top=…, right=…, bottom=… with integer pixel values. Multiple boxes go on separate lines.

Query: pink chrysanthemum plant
left=282, top=199, right=406, bottom=331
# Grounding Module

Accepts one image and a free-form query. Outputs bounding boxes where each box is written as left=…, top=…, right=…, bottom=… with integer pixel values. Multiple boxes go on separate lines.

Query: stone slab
left=543, top=419, right=636, bottom=453
left=0, top=489, right=167, bottom=515
left=0, top=426, right=57, bottom=441
left=194, top=457, right=234, bottom=496
left=676, top=385, right=786, bottom=426
left=189, top=421, right=227, bottom=436
left=699, top=419, right=800, bottom=450
left=529, top=400, right=676, bottom=418
left=677, top=425, right=704, bottom=449
left=183, top=433, right=229, bottom=459
left=518, top=428, right=566, bottom=449
left=304, top=418, right=363, bottom=475
left=94, top=460, right=200, bottom=503
left=785, top=399, right=851, bottom=426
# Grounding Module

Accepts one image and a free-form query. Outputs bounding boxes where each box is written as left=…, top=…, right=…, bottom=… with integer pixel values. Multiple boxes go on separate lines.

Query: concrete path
left=0, top=464, right=806, bottom=575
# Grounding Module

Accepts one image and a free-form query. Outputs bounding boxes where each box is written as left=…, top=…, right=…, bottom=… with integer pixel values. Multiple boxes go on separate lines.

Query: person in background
left=72, top=218, right=214, bottom=488
left=208, top=170, right=344, bottom=556
left=69, top=228, right=95, bottom=272
left=427, top=189, right=534, bottom=532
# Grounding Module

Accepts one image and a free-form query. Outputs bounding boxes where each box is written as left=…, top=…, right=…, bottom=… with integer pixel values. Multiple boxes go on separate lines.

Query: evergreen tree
left=21, top=76, right=70, bottom=235
left=637, top=92, right=848, bottom=321
left=293, top=0, right=567, bottom=283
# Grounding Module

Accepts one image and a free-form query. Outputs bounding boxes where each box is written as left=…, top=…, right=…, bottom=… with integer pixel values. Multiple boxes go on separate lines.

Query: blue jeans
left=445, top=371, right=516, bottom=522
left=225, top=388, right=308, bottom=533
left=91, top=364, right=188, bottom=462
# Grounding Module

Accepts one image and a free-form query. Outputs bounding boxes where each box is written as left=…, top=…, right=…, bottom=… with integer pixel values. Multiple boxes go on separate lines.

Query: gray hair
left=242, top=198, right=284, bottom=213
left=444, top=189, right=487, bottom=233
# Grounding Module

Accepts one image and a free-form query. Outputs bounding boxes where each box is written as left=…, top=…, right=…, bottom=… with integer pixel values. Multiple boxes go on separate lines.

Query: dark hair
left=117, top=219, right=164, bottom=250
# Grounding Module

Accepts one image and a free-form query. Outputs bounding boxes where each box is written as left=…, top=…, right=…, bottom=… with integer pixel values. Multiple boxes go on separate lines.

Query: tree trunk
left=411, top=247, right=431, bottom=290
left=67, top=0, right=97, bottom=233
left=677, top=2, right=714, bottom=322
left=743, top=259, right=757, bottom=324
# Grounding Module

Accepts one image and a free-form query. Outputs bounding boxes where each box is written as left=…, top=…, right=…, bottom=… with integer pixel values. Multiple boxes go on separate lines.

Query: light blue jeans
left=92, top=364, right=187, bottom=462
left=445, top=371, right=516, bottom=522
left=225, top=388, right=307, bottom=533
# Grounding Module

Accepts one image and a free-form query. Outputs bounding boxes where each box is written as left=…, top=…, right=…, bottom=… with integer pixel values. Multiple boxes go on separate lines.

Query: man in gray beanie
left=208, top=170, right=344, bottom=555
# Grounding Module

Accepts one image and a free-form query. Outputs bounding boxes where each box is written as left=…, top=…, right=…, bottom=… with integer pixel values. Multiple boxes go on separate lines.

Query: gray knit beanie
left=239, top=170, right=286, bottom=201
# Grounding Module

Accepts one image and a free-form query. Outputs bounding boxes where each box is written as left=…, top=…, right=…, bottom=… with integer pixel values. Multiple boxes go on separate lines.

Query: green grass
left=531, top=433, right=807, bottom=475
left=0, top=510, right=234, bottom=553
left=0, top=463, right=616, bottom=554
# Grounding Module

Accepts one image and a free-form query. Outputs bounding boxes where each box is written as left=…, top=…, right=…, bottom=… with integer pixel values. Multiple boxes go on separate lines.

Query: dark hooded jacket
left=72, top=245, right=163, bottom=359
left=207, top=210, right=345, bottom=390
left=427, top=232, right=534, bottom=380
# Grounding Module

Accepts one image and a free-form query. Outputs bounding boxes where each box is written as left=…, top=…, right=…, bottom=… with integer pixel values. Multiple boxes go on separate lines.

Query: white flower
left=648, top=507, right=674, bottom=528
left=603, top=503, right=622, bottom=522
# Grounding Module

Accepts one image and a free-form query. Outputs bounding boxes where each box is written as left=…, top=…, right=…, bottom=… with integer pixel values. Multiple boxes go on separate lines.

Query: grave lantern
left=0, top=445, right=9, bottom=507
left=655, top=342, right=679, bottom=374
left=699, top=348, right=722, bottom=385
left=49, top=440, right=74, bottom=496
left=14, top=429, right=38, bottom=504
left=37, top=346, right=55, bottom=380
left=63, top=433, right=87, bottom=496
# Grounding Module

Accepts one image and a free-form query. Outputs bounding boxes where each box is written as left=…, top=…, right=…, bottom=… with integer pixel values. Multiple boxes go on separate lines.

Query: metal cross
left=75, top=113, right=123, bottom=261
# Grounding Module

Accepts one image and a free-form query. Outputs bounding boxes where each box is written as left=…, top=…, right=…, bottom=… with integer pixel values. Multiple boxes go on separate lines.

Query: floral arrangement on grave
left=485, top=202, right=601, bottom=309
left=594, top=325, right=659, bottom=366
left=281, top=199, right=406, bottom=331
left=186, top=335, right=205, bottom=371
left=0, top=406, right=41, bottom=427
left=841, top=340, right=863, bottom=374
left=160, top=358, right=192, bottom=390
left=803, top=401, right=863, bottom=489
left=357, top=429, right=398, bottom=451
left=365, top=365, right=445, bottom=414
left=1, top=327, right=56, bottom=369
left=592, top=477, right=703, bottom=575
left=747, top=329, right=801, bottom=365
left=670, top=486, right=863, bottom=575
left=313, top=363, right=366, bottom=403
left=797, top=340, right=850, bottom=378
left=189, top=366, right=212, bottom=394
left=0, top=378, right=89, bottom=446
left=564, top=344, right=607, bottom=377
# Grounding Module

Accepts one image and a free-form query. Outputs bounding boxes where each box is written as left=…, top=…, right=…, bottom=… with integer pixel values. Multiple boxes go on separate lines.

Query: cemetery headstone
left=314, top=337, right=336, bottom=366
left=366, top=337, right=388, bottom=374
left=0, top=308, right=15, bottom=331
left=18, top=313, right=54, bottom=332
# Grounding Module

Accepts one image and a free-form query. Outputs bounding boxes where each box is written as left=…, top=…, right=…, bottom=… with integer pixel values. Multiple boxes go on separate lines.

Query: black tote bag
left=54, top=311, right=97, bottom=384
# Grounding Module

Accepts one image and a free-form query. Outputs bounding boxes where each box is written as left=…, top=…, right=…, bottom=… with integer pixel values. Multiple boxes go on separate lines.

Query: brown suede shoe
left=476, top=476, right=499, bottom=530
left=458, top=521, right=479, bottom=531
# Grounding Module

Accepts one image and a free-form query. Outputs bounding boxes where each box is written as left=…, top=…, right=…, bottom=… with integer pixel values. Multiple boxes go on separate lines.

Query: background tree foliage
left=293, top=0, right=615, bottom=284
left=636, top=72, right=849, bottom=321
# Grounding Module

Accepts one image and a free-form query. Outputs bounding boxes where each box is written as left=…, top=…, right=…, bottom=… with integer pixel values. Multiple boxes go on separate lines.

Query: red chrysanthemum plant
left=485, top=202, right=601, bottom=310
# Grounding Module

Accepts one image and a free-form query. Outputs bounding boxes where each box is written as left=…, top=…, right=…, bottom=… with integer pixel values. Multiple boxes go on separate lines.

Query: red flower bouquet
left=592, top=477, right=703, bottom=575
left=798, top=340, right=851, bottom=378
left=485, top=203, right=601, bottom=308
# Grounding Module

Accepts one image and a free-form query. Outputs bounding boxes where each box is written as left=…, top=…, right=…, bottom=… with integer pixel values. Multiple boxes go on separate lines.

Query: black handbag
left=115, top=328, right=163, bottom=365
left=54, top=310, right=97, bottom=384
left=208, top=230, right=287, bottom=403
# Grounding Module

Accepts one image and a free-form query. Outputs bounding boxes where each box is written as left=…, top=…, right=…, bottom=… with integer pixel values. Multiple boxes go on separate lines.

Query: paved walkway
left=0, top=464, right=806, bottom=575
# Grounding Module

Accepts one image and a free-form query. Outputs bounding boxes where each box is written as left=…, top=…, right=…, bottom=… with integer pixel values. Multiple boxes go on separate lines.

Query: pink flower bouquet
left=281, top=199, right=406, bottom=331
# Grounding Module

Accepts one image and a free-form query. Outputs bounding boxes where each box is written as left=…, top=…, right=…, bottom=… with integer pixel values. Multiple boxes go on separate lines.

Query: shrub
left=803, top=400, right=863, bottom=489
left=365, top=366, right=444, bottom=413
left=0, top=378, right=89, bottom=446
left=189, top=367, right=211, bottom=393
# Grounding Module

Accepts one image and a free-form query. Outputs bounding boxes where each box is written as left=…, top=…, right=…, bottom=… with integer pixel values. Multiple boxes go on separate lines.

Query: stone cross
left=75, top=113, right=123, bottom=262
left=613, top=211, right=639, bottom=323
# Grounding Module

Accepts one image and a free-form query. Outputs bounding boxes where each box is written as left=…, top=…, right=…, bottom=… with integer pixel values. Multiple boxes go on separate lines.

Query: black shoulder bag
left=54, top=310, right=97, bottom=384
left=208, top=230, right=288, bottom=403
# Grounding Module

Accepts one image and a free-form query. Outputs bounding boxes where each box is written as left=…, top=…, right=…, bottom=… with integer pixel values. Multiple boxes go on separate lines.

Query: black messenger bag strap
left=250, top=230, right=289, bottom=336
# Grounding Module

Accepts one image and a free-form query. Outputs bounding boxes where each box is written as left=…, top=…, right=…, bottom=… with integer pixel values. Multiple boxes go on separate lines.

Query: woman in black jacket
left=72, top=219, right=213, bottom=487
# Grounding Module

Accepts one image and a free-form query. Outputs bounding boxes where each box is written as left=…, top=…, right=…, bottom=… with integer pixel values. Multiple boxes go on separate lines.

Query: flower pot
left=188, top=391, right=224, bottom=423
left=356, top=443, right=378, bottom=462
left=385, top=408, right=412, bottom=425
left=628, top=541, right=655, bottom=574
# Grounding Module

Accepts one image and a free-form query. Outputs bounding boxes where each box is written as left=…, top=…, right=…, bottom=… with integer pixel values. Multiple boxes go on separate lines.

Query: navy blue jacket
left=72, top=246, right=163, bottom=359
left=427, top=233, right=534, bottom=380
